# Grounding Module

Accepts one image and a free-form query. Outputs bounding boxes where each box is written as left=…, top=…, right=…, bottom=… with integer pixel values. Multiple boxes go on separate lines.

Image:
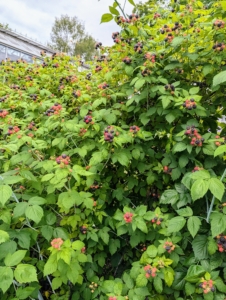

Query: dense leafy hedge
left=1, top=0, right=226, bottom=299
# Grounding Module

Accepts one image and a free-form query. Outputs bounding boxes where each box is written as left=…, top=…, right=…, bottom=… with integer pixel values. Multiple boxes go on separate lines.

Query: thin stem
left=123, top=0, right=127, bottom=10
left=206, top=168, right=226, bottom=223
left=115, top=0, right=127, bottom=18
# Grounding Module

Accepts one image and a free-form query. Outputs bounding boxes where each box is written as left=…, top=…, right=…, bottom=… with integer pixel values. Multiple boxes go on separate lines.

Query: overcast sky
left=0, top=0, right=144, bottom=47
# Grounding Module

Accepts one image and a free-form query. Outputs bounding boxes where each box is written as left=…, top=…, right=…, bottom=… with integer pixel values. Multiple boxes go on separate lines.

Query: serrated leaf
left=214, top=145, right=226, bottom=157
left=176, top=207, right=193, bottom=217
left=213, top=70, right=226, bottom=87
left=154, top=276, right=163, bottom=293
left=192, top=235, right=208, bottom=259
left=4, top=250, right=27, bottom=267
left=109, top=6, right=119, bottom=15
left=25, top=205, right=43, bottom=223
left=173, top=142, right=187, bottom=153
left=136, top=274, right=148, bottom=287
left=100, top=13, right=113, bottom=23
left=168, top=216, right=186, bottom=233
left=0, top=185, right=12, bottom=206
left=191, top=179, right=209, bottom=201
left=135, top=78, right=145, bottom=90
left=209, top=178, right=225, bottom=200
left=0, top=266, right=13, bottom=293
left=14, top=264, right=38, bottom=283
left=187, top=216, right=201, bottom=238
left=210, top=212, right=226, bottom=237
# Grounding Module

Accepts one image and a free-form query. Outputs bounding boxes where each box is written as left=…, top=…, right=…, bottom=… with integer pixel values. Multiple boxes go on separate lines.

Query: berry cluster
left=192, top=166, right=203, bottom=172
left=134, top=42, right=143, bottom=53
left=8, top=126, right=20, bottom=135
left=0, top=95, right=7, bottom=102
left=130, top=125, right=140, bottom=134
left=165, top=84, right=175, bottom=92
left=52, top=63, right=59, bottom=68
left=86, top=73, right=92, bottom=80
left=0, top=109, right=8, bottom=118
left=89, top=282, right=98, bottom=294
left=81, top=246, right=86, bottom=253
left=56, top=154, right=70, bottom=165
left=151, top=217, right=163, bottom=225
left=90, top=182, right=101, bottom=191
left=185, top=126, right=204, bottom=147
left=122, top=56, right=132, bottom=64
left=216, top=234, right=226, bottom=252
left=95, top=42, right=102, bottom=49
left=140, top=243, right=147, bottom=252
left=218, top=203, right=226, bottom=213
left=164, top=33, right=174, bottom=43
left=25, top=75, right=33, bottom=81
left=123, top=212, right=133, bottom=223
left=28, top=121, right=36, bottom=131
left=10, top=84, right=20, bottom=90
left=154, top=13, right=161, bottom=19
left=80, top=225, right=88, bottom=234
left=95, top=65, right=102, bottom=72
left=79, top=128, right=87, bottom=136
left=141, top=68, right=151, bottom=77
left=30, top=94, right=38, bottom=101
left=160, top=24, right=172, bottom=34
left=44, top=103, right=62, bottom=116
left=83, top=115, right=92, bottom=124
left=199, top=279, right=215, bottom=294
left=144, top=52, right=156, bottom=62
left=163, top=166, right=172, bottom=174
left=144, top=265, right=157, bottom=278
left=108, top=297, right=117, bottom=300
left=213, top=19, right=225, bottom=29
left=151, top=216, right=163, bottom=225
left=163, top=241, right=175, bottom=253
left=173, top=22, right=182, bottom=31
left=42, top=62, right=48, bottom=68
left=104, top=126, right=115, bottom=142
left=72, top=90, right=81, bottom=98
left=176, top=69, right=184, bottom=74
left=212, top=42, right=225, bottom=52
left=215, top=135, right=225, bottom=147
left=183, top=98, right=197, bottom=110
left=98, top=82, right=109, bottom=89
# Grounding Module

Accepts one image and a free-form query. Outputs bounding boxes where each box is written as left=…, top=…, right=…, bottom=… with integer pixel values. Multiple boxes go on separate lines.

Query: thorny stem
left=206, top=168, right=226, bottom=223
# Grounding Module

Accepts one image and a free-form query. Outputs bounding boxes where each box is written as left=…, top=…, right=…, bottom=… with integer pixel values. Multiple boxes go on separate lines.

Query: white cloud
left=0, top=0, right=144, bottom=47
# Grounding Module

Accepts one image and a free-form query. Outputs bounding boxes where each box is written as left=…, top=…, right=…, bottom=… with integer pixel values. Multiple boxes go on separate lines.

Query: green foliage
left=0, top=0, right=226, bottom=299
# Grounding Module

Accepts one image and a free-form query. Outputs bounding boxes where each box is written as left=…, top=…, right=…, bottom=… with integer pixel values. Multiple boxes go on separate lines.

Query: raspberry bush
left=1, top=0, right=226, bottom=299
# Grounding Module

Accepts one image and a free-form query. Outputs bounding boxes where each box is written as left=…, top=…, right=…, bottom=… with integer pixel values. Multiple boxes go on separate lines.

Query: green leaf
left=210, top=212, right=226, bottom=237
left=160, top=189, right=179, bottom=205
left=187, top=216, right=201, bottom=238
left=168, top=216, right=186, bottom=233
left=0, top=230, right=9, bottom=244
left=146, top=245, right=157, bottom=258
left=213, top=70, right=226, bottom=87
left=28, top=196, right=46, bottom=205
left=25, top=205, right=43, bottom=223
left=41, top=225, right=53, bottom=241
left=109, top=6, right=119, bottom=15
left=135, top=78, right=145, bottom=90
left=173, top=142, right=187, bottom=153
left=185, top=282, right=195, bottom=296
left=179, top=155, right=189, bottom=168
left=123, top=272, right=134, bottom=289
left=191, top=179, right=209, bottom=201
left=190, top=170, right=210, bottom=180
left=0, top=185, right=12, bottom=206
left=14, top=264, right=38, bottom=283
left=100, top=13, right=113, bottom=23
left=202, top=64, right=213, bottom=76
left=171, top=37, right=184, bottom=47
left=189, top=87, right=200, bottom=95
left=16, top=286, right=36, bottom=299
left=154, top=276, right=163, bottom=293
left=176, top=207, right=193, bottom=217
left=185, top=265, right=205, bottom=283
left=209, top=178, right=225, bottom=200
left=215, top=277, right=226, bottom=293
left=128, top=0, right=136, bottom=5
left=214, top=145, right=226, bottom=157
left=164, top=267, right=174, bottom=287
left=44, top=255, right=58, bottom=276
left=4, top=250, right=27, bottom=267
left=192, top=235, right=208, bottom=260
left=136, top=274, right=148, bottom=287
left=0, top=266, right=13, bottom=293
left=52, top=277, right=63, bottom=290
left=72, top=240, right=84, bottom=250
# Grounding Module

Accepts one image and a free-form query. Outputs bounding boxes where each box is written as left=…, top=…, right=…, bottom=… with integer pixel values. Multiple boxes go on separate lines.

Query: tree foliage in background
left=49, top=14, right=96, bottom=61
